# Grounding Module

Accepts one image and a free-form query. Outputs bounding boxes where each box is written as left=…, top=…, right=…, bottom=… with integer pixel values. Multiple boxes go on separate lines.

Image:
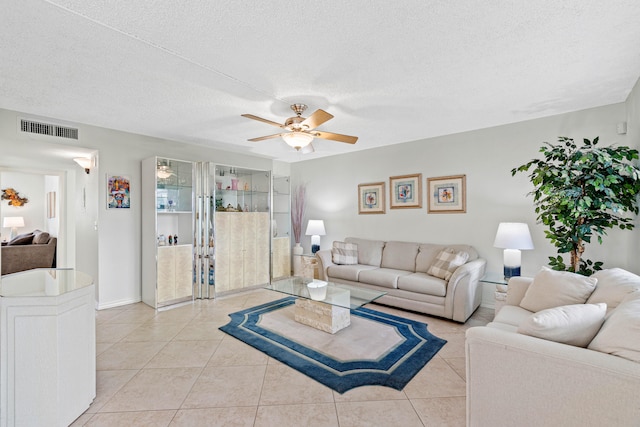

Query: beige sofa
left=466, top=268, right=640, bottom=426
left=1, top=232, right=57, bottom=275
left=315, top=237, right=486, bottom=322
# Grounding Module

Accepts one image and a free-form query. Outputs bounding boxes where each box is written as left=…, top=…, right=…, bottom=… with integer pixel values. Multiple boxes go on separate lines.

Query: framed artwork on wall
left=389, top=173, right=422, bottom=209
left=427, top=174, right=466, bottom=213
left=107, top=175, right=131, bottom=209
left=358, top=182, right=385, bottom=214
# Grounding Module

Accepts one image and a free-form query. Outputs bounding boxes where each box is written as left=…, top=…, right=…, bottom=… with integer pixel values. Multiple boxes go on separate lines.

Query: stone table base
left=294, top=298, right=350, bottom=334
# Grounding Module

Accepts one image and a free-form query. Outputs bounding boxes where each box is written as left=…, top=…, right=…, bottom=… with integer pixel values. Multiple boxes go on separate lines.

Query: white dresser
left=0, top=269, right=95, bottom=427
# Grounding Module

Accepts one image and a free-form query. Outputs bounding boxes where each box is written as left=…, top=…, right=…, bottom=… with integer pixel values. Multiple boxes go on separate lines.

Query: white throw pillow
left=587, top=268, right=640, bottom=312
left=517, top=303, right=606, bottom=347
left=427, top=248, right=469, bottom=281
left=519, top=267, right=598, bottom=313
left=331, top=241, right=358, bottom=265
left=588, top=298, right=640, bottom=362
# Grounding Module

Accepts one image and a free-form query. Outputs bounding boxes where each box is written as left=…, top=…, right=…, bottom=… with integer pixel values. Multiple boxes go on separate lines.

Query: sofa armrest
left=447, top=258, right=487, bottom=322
left=315, top=250, right=334, bottom=281
left=505, top=276, right=533, bottom=306
left=466, top=326, right=640, bottom=426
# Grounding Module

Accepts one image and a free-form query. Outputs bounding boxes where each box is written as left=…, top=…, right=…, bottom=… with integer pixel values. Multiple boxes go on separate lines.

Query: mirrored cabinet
left=142, top=157, right=194, bottom=309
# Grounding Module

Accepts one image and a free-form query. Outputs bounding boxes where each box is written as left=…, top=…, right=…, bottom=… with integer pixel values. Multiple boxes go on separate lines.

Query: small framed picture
left=107, top=174, right=131, bottom=209
left=389, top=173, right=422, bottom=209
left=358, top=182, right=385, bottom=214
left=427, top=174, right=466, bottom=213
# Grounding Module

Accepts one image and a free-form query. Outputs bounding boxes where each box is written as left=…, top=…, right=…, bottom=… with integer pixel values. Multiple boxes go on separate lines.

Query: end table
left=480, top=272, right=508, bottom=315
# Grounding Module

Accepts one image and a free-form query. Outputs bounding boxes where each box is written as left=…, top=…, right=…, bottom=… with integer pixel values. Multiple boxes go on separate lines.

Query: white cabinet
left=0, top=269, right=95, bottom=427
left=142, top=157, right=194, bottom=309
left=214, top=212, right=270, bottom=293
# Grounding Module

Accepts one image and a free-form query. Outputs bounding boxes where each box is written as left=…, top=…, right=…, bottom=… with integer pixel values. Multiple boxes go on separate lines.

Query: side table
left=293, top=253, right=318, bottom=279
left=480, top=272, right=508, bottom=315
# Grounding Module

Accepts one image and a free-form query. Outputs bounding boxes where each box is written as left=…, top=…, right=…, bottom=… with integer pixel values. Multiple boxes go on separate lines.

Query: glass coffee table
left=267, top=277, right=386, bottom=334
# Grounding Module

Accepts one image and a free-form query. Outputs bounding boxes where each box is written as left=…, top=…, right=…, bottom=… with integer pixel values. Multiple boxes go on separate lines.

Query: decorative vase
left=293, top=243, right=303, bottom=255
left=231, top=178, right=239, bottom=190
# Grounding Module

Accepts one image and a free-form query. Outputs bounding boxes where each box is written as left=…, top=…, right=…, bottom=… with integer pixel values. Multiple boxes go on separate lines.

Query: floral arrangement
left=291, top=184, right=306, bottom=244
left=1, top=188, right=29, bottom=207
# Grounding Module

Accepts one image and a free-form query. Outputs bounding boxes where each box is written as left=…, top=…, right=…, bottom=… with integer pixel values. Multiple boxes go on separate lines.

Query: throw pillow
left=33, top=230, right=51, bottom=244
left=586, top=268, right=640, bottom=312
left=332, top=241, right=358, bottom=265
left=427, top=248, right=469, bottom=281
left=517, top=303, right=606, bottom=347
left=519, top=266, right=598, bottom=313
left=7, top=232, right=34, bottom=246
left=588, top=298, right=640, bottom=362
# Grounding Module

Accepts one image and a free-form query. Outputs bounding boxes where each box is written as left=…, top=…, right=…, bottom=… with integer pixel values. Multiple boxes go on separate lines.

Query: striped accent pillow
left=427, top=248, right=469, bottom=281
left=332, top=241, right=359, bottom=265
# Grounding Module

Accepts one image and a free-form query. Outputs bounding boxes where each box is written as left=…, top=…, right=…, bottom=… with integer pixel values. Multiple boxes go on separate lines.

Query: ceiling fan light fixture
left=282, top=131, right=313, bottom=149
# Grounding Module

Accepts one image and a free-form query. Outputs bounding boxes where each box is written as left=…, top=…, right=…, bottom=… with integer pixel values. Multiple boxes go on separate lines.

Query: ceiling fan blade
left=241, top=114, right=285, bottom=129
left=248, top=133, right=283, bottom=142
left=300, top=109, right=333, bottom=130
left=313, top=131, right=358, bottom=144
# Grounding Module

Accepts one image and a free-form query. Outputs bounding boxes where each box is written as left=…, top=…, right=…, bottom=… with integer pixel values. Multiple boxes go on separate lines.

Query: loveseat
left=315, top=237, right=486, bottom=322
left=466, top=267, right=640, bottom=426
left=1, top=230, right=57, bottom=275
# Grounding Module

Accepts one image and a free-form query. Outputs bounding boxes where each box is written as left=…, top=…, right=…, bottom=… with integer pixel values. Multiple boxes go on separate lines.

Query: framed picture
left=47, top=191, right=56, bottom=218
left=358, top=182, right=385, bottom=214
left=389, top=173, right=422, bottom=209
left=107, top=175, right=131, bottom=209
left=427, top=174, right=466, bottom=213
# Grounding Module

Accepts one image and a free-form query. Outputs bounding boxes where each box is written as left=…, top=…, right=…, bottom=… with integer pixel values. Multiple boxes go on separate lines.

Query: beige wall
left=291, top=100, right=639, bottom=278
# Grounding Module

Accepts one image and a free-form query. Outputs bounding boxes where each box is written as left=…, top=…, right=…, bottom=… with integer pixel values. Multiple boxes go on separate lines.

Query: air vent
left=20, top=118, right=78, bottom=140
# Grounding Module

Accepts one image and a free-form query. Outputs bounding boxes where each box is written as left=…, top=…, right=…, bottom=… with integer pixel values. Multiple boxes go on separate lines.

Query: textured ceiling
left=1, top=1, right=640, bottom=162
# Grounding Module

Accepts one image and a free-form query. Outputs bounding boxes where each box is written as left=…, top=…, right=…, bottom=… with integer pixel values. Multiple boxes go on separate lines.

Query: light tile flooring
left=72, top=289, right=493, bottom=427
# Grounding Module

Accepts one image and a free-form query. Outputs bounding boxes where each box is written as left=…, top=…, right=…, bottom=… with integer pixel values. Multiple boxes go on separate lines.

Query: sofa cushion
left=7, top=232, right=34, bottom=245
left=345, top=237, right=385, bottom=267
left=332, top=241, right=358, bottom=265
left=397, top=273, right=447, bottom=296
left=381, top=241, right=419, bottom=272
left=587, top=268, right=640, bottom=312
left=33, top=230, right=51, bottom=244
left=517, top=303, right=607, bottom=347
left=327, top=264, right=378, bottom=282
left=427, top=248, right=469, bottom=281
left=492, top=305, right=533, bottom=327
left=588, top=298, right=640, bottom=362
left=358, top=268, right=411, bottom=289
left=519, top=267, right=598, bottom=312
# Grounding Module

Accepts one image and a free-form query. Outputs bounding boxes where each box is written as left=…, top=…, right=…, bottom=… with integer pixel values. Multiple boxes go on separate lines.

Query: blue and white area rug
left=219, top=297, right=447, bottom=393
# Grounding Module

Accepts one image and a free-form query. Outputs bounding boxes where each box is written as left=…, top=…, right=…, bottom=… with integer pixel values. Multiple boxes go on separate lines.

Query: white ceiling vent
left=19, top=118, right=78, bottom=140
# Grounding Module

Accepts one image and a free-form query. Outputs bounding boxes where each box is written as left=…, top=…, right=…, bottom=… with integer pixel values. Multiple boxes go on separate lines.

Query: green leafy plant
left=512, top=136, right=640, bottom=275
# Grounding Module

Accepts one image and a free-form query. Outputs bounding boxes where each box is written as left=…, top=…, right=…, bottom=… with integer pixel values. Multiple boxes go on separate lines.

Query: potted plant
left=512, top=136, right=640, bottom=275
left=291, top=183, right=306, bottom=256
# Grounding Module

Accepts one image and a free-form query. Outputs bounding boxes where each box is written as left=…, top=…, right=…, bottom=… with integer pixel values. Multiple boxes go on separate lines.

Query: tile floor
left=72, top=289, right=493, bottom=426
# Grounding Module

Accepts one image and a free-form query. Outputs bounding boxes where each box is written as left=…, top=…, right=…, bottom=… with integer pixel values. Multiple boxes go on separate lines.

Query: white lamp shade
left=493, top=223, right=534, bottom=250
left=3, top=217, right=25, bottom=228
left=305, top=220, right=326, bottom=236
left=282, top=132, right=314, bottom=149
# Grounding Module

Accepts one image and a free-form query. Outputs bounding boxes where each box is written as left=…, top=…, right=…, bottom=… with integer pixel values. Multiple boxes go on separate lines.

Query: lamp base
left=503, top=265, right=521, bottom=279
left=311, top=244, right=320, bottom=254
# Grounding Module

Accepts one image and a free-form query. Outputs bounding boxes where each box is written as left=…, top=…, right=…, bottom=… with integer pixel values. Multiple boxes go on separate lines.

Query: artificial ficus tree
left=512, top=136, right=640, bottom=275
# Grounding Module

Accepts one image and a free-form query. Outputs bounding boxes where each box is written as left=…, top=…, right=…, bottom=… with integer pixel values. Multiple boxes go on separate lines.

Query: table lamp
left=3, top=216, right=25, bottom=240
left=305, top=220, right=326, bottom=254
left=493, top=222, right=534, bottom=278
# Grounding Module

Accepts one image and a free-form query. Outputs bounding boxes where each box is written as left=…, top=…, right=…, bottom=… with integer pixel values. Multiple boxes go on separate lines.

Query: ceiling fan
left=242, top=103, right=358, bottom=151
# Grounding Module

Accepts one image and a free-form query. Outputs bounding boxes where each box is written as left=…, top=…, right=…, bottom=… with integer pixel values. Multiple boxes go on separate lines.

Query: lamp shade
left=493, top=223, right=534, bottom=250
left=282, top=132, right=314, bottom=149
left=3, top=216, right=24, bottom=228
left=305, top=220, right=326, bottom=236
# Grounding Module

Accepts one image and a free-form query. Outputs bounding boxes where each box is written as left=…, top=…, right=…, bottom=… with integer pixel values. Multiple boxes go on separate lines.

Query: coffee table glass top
left=267, top=277, right=386, bottom=309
